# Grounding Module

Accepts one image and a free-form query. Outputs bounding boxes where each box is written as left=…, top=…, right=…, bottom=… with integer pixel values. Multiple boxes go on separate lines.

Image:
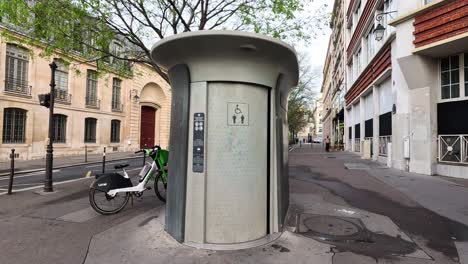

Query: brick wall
left=347, top=0, right=378, bottom=61
left=347, top=0, right=356, bottom=18
left=414, top=0, right=468, bottom=48
left=345, top=42, right=391, bottom=105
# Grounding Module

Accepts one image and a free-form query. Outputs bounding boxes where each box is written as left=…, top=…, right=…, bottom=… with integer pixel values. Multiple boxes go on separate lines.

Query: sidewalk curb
left=0, top=156, right=142, bottom=177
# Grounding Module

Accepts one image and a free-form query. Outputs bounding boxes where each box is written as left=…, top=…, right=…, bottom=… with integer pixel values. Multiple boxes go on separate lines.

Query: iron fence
left=4, top=78, right=32, bottom=96
left=85, top=97, right=100, bottom=109
left=438, top=135, right=468, bottom=164
left=354, top=139, right=361, bottom=152
left=54, top=89, right=72, bottom=104
left=379, top=136, right=391, bottom=156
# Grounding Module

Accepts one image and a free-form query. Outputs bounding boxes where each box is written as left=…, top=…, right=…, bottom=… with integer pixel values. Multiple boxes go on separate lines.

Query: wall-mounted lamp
left=130, top=89, right=140, bottom=103
left=374, top=11, right=397, bottom=41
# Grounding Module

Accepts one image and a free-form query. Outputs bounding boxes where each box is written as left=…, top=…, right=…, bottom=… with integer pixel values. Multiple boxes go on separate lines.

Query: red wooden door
left=140, top=106, right=156, bottom=148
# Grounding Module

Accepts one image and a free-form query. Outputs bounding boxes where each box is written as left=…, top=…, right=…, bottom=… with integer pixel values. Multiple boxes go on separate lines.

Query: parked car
left=313, top=137, right=323, bottom=143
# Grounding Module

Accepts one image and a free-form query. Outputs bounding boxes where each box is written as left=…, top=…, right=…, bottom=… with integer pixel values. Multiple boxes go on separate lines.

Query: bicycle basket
left=157, top=149, right=169, bottom=166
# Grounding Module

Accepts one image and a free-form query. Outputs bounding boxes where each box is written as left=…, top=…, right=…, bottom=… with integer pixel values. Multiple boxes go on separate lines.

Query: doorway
left=205, top=82, right=269, bottom=243
left=140, top=106, right=156, bottom=148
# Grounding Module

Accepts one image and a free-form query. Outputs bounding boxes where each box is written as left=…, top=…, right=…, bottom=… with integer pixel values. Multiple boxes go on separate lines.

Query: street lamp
left=41, top=61, right=57, bottom=192
left=374, top=11, right=398, bottom=41
left=374, top=23, right=386, bottom=41
left=130, top=89, right=140, bottom=103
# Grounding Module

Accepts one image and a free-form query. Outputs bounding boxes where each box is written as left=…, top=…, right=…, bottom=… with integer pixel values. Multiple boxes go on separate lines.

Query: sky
left=300, top=0, right=333, bottom=95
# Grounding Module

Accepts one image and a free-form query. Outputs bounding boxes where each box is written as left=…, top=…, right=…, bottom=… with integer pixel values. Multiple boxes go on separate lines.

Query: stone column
left=360, top=96, right=365, bottom=156
left=373, top=85, right=380, bottom=161
left=351, top=105, right=355, bottom=152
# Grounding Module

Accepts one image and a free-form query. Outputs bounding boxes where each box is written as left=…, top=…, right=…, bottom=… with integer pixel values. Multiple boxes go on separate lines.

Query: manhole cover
left=303, top=216, right=362, bottom=238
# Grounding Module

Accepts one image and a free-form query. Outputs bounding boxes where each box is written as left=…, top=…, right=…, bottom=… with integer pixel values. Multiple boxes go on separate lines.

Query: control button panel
left=193, top=113, right=205, bottom=173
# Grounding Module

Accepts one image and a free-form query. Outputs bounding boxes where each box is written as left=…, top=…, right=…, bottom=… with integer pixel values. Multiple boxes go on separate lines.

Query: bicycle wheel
left=89, top=188, right=130, bottom=215
left=154, top=172, right=167, bottom=203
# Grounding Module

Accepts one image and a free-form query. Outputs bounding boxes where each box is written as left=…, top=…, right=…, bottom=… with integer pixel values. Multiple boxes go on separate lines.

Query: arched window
left=84, top=118, right=97, bottom=143
left=2, top=108, right=27, bottom=143
left=111, top=120, right=121, bottom=143
left=5, top=44, right=29, bottom=94
left=53, top=114, right=67, bottom=143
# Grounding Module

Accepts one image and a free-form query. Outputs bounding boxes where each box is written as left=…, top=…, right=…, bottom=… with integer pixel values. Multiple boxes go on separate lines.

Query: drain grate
left=302, top=215, right=363, bottom=241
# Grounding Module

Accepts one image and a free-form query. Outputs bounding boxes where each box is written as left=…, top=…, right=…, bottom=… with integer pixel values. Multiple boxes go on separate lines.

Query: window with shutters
left=2, top=108, right=27, bottom=143
left=86, top=70, right=99, bottom=108
left=4, top=44, right=30, bottom=95
left=54, top=59, right=71, bottom=103
left=112, top=78, right=122, bottom=111
left=111, top=120, right=121, bottom=143
left=84, top=118, right=97, bottom=143
left=53, top=114, right=67, bottom=143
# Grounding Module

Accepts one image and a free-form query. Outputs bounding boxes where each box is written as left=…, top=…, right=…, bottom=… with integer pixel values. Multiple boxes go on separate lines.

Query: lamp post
left=374, top=11, right=398, bottom=41
left=44, top=61, right=57, bottom=192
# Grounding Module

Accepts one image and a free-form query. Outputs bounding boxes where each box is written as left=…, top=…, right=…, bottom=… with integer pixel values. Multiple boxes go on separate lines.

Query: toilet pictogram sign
left=227, top=102, right=249, bottom=126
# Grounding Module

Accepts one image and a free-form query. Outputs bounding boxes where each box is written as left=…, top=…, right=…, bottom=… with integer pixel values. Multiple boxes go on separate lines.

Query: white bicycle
left=89, top=145, right=169, bottom=215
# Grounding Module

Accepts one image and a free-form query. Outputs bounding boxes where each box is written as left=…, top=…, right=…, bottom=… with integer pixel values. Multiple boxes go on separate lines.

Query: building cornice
left=413, top=31, right=468, bottom=54
left=388, top=0, right=451, bottom=26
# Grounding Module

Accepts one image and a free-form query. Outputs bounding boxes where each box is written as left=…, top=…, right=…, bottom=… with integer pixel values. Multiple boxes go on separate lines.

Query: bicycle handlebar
left=134, top=145, right=161, bottom=154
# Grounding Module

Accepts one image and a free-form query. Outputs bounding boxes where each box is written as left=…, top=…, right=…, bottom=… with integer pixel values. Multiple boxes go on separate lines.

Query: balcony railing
left=438, top=135, right=468, bottom=164
left=354, top=138, right=361, bottom=152
left=54, top=89, right=72, bottom=104
left=85, top=97, right=100, bottom=109
left=112, top=102, right=123, bottom=112
left=4, top=78, right=32, bottom=96
left=379, top=136, right=392, bottom=156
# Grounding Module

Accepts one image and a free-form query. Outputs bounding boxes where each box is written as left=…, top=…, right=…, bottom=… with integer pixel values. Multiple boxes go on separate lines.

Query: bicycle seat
left=114, top=163, right=130, bottom=169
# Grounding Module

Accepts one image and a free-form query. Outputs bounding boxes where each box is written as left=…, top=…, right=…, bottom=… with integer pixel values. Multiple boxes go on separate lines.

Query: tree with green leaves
left=0, top=0, right=328, bottom=80
left=288, top=52, right=320, bottom=141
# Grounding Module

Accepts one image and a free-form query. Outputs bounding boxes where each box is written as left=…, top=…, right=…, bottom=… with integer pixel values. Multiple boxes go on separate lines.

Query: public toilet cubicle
left=150, top=31, right=299, bottom=249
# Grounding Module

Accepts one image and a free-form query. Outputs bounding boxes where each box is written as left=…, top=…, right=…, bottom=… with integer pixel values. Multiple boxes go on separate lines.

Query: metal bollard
left=85, top=145, right=88, bottom=162
left=142, top=144, right=147, bottom=166
left=102, top=147, right=106, bottom=174
left=7, top=149, right=15, bottom=195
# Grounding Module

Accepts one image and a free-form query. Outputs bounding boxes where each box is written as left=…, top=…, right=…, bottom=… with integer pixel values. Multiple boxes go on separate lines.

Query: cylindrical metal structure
left=151, top=31, right=298, bottom=249
left=8, top=149, right=15, bottom=195
left=44, top=62, right=57, bottom=192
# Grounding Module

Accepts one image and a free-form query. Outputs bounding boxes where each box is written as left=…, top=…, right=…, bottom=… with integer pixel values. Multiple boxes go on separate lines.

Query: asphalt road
left=0, top=157, right=145, bottom=193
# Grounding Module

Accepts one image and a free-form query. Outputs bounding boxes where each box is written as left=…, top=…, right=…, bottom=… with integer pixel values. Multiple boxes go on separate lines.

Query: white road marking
left=0, top=169, right=61, bottom=180
left=0, top=177, right=90, bottom=195
left=85, top=161, right=128, bottom=168
left=0, top=182, right=39, bottom=187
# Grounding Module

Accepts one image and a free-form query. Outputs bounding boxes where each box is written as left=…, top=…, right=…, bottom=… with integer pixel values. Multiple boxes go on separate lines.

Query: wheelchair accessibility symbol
left=227, top=102, right=249, bottom=126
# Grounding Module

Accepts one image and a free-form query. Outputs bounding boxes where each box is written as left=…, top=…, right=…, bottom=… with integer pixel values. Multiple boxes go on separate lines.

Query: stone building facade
left=330, top=0, right=468, bottom=178
left=0, top=29, right=171, bottom=160
left=321, top=0, right=347, bottom=150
